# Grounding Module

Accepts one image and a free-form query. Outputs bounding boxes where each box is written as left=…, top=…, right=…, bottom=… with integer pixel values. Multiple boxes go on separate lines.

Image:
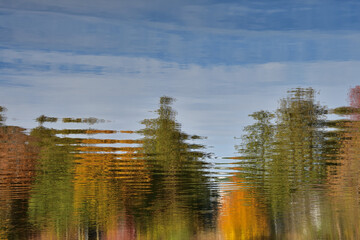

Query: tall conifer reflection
left=135, top=96, right=216, bottom=239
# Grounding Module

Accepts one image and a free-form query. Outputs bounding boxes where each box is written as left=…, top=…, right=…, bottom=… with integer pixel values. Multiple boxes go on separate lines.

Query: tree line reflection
left=0, top=97, right=217, bottom=239
left=228, top=87, right=360, bottom=239
left=0, top=88, right=360, bottom=239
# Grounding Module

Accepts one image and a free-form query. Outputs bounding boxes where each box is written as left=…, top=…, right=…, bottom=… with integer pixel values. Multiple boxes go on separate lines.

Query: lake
left=1, top=1, right=360, bottom=239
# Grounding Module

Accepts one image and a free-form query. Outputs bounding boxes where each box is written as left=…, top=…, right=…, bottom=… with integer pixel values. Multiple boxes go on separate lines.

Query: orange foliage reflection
left=218, top=175, right=270, bottom=240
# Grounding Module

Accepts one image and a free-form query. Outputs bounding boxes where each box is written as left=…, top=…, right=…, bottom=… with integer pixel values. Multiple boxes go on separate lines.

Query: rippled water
left=1, top=88, right=360, bottom=239
left=2, top=1, right=360, bottom=239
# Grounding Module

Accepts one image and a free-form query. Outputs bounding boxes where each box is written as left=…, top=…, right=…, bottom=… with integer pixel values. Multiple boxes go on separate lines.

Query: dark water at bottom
left=1, top=88, right=360, bottom=239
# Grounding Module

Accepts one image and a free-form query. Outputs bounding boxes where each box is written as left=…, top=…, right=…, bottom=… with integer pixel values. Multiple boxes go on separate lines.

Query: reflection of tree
left=218, top=175, right=270, bottom=240
left=135, top=96, right=216, bottom=239
left=236, top=88, right=328, bottom=236
left=236, top=110, right=275, bottom=160
left=235, top=110, right=275, bottom=190
left=275, top=86, right=360, bottom=239
left=35, top=115, right=106, bottom=126
left=72, top=134, right=148, bottom=239
left=0, top=111, right=38, bottom=239
left=140, top=97, right=208, bottom=169
left=28, top=126, right=76, bottom=239
left=0, top=106, right=6, bottom=125
left=323, top=86, right=360, bottom=239
left=270, top=88, right=327, bottom=218
left=26, top=97, right=216, bottom=239
left=28, top=119, right=147, bottom=238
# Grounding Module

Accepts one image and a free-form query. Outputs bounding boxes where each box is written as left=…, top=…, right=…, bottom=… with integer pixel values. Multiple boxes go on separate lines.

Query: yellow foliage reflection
left=72, top=133, right=150, bottom=234
left=218, top=176, right=270, bottom=240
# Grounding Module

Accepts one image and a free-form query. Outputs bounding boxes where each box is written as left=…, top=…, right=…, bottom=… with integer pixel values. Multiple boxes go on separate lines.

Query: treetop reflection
left=0, top=96, right=216, bottom=239
left=230, top=86, right=360, bottom=239
left=1, top=89, right=360, bottom=239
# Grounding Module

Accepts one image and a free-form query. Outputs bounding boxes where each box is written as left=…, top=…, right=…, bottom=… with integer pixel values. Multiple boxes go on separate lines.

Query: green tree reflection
left=235, top=110, right=275, bottom=188
left=135, top=96, right=216, bottom=239
left=270, top=88, right=327, bottom=215
left=28, top=125, right=76, bottom=238
left=236, top=88, right=328, bottom=236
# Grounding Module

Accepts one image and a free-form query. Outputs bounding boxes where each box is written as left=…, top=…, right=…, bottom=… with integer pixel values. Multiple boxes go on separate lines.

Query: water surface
left=1, top=0, right=360, bottom=239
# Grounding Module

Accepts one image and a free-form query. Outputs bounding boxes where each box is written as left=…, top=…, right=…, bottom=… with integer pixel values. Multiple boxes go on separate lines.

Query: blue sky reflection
left=0, top=0, right=359, bottom=156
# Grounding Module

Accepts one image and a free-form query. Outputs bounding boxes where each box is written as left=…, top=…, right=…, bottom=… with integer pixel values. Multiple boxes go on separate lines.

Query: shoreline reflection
left=0, top=88, right=360, bottom=239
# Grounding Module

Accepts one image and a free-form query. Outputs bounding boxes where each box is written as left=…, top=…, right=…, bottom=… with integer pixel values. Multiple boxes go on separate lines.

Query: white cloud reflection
left=0, top=49, right=356, bottom=156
